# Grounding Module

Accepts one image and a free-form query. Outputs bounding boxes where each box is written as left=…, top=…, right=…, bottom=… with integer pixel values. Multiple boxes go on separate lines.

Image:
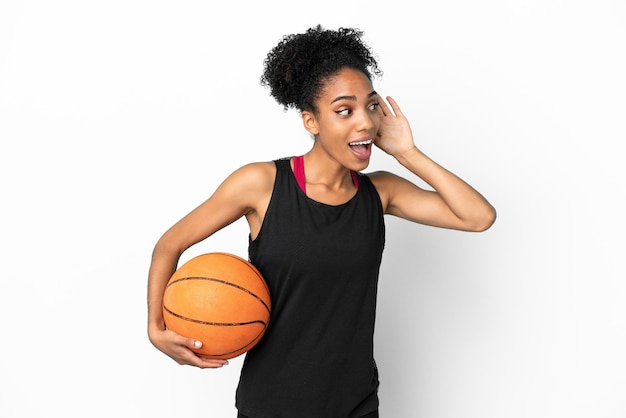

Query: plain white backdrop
left=1, top=1, right=625, bottom=417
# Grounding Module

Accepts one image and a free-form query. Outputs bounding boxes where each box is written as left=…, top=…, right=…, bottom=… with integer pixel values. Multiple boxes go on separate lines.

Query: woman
left=147, top=25, right=496, bottom=418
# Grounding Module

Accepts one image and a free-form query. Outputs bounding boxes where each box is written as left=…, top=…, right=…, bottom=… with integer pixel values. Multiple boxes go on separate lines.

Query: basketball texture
left=162, top=252, right=271, bottom=360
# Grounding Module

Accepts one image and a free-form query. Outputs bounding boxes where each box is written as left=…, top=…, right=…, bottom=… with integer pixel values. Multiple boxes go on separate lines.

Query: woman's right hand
left=149, top=327, right=229, bottom=369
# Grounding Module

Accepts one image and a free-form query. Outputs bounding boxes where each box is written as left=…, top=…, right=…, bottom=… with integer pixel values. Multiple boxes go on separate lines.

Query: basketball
left=162, top=252, right=271, bottom=360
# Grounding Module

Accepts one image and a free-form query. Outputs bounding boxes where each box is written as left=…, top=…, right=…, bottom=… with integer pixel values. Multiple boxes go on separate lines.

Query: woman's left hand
left=375, top=95, right=417, bottom=157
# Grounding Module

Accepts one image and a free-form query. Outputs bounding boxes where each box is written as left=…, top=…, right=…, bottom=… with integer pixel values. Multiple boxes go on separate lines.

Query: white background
left=1, top=1, right=625, bottom=417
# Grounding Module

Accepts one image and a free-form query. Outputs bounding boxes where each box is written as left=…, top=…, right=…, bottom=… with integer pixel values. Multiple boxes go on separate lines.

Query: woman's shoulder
left=363, top=170, right=410, bottom=211
left=211, top=161, right=277, bottom=212
left=364, top=170, right=399, bottom=188
left=237, top=160, right=277, bottom=174
left=228, top=160, right=277, bottom=188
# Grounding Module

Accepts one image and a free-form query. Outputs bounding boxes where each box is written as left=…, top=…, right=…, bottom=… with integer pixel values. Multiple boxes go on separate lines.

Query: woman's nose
left=356, top=110, right=374, bottom=131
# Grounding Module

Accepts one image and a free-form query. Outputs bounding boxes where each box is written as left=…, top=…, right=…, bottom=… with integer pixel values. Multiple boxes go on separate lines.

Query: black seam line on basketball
left=196, top=329, right=266, bottom=357
left=210, top=254, right=270, bottom=294
left=168, top=276, right=271, bottom=313
left=163, top=306, right=268, bottom=327
left=197, top=340, right=260, bottom=357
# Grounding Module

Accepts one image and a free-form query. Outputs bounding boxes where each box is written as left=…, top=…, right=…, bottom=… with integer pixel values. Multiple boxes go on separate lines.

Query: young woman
left=147, top=25, right=496, bottom=418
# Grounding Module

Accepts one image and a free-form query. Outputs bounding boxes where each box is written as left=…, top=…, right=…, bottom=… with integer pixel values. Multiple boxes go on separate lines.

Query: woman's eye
left=369, top=102, right=380, bottom=111
left=336, top=108, right=351, bottom=116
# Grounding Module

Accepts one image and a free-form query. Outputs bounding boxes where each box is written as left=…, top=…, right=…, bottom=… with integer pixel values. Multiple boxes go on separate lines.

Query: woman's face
left=306, top=67, right=381, bottom=171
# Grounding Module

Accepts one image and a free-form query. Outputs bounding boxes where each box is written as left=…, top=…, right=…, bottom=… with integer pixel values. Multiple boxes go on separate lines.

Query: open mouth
left=348, top=139, right=373, bottom=160
left=349, top=139, right=373, bottom=150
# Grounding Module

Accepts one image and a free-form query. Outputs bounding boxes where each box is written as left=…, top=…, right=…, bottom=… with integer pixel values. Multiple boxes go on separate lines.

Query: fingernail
left=194, top=340, right=202, bottom=348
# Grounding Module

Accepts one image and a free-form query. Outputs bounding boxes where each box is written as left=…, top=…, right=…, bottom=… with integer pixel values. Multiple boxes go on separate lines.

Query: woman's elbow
left=470, top=206, right=497, bottom=232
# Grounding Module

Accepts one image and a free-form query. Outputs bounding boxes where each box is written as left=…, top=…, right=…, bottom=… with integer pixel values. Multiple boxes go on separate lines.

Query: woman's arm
left=370, top=96, right=496, bottom=232
left=146, top=161, right=275, bottom=368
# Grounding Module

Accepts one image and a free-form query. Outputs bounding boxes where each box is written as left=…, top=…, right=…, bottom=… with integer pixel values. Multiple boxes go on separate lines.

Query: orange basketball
left=162, top=252, right=271, bottom=360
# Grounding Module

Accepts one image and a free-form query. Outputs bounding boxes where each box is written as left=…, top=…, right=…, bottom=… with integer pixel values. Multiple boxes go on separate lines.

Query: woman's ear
left=301, top=111, right=319, bottom=136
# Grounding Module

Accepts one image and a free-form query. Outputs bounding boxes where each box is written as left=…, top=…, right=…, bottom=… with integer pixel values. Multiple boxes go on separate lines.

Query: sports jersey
left=235, top=157, right=385, bottom=418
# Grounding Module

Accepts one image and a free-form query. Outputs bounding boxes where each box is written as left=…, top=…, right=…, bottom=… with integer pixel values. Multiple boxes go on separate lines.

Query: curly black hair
left=260, top=25, right=382, bottom=113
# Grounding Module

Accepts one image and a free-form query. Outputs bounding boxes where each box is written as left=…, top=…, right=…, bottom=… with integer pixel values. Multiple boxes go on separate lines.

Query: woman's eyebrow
left=330, top=91, right=378, bottom=104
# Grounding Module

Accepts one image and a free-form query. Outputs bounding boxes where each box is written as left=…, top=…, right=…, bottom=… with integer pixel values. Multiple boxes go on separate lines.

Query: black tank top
left=235, top=158, right=385, bottom=418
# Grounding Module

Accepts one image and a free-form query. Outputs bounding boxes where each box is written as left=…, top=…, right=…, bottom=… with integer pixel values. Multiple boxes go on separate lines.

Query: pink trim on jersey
left=350, top=170, right=359, bottom=188
left=292, top=155, right=359, bottom=194
left=293, top=155, right=307, bottom=193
